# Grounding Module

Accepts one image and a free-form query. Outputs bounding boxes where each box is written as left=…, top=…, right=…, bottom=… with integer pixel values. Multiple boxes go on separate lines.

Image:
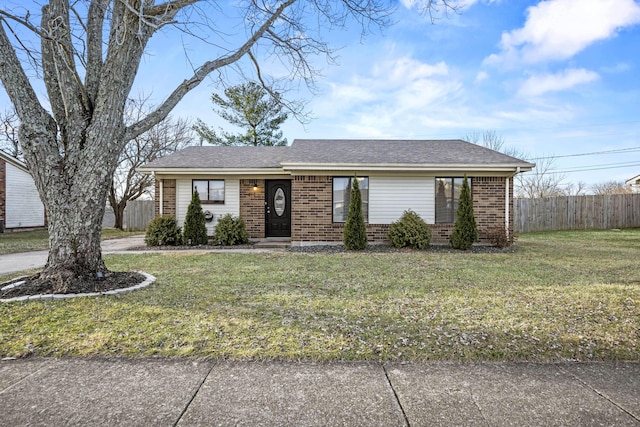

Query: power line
left=527, top=146, right=640, bottom=160
left=523, top=162, right=640, bottom=174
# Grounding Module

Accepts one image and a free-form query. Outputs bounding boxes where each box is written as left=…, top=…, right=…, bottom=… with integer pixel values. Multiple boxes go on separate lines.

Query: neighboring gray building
left=0, top=151, right=46, bottom=232
left=626, top=174, right=640, bottom=193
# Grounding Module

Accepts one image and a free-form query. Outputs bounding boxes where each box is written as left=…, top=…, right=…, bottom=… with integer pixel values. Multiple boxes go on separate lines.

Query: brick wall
left=430, top=177, right=511, bottom=244
left=154, top=179, right=176, bottom=217
left=291, top=174, right=513, bottom=245
left=473, top=176, right=512, bottom=243
left=150, top=175, right=513, bottom=245
left=291, top=175, right=393, bottom=244
left=240, top=179, right=265, bottom=238
left=0, top=158, right=5, bottom=228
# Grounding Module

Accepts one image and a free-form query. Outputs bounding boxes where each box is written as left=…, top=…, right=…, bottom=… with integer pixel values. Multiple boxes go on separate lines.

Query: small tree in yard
left=343, top=178, right=367, bottom=250
left=450, top=175, right=478, bottom=250
left=183, top=191, right=209, bottom=246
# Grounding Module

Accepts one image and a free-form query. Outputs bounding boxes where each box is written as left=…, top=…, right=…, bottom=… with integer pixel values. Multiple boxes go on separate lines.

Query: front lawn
left=0, top=228, right=142, bottom=255
left=1, top=229, right=638, bottom=361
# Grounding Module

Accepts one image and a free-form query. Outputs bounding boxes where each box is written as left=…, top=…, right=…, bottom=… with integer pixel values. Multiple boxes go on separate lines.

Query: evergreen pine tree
left=450, top=175, right=478, bottom=250
left=183, top=191, right=209, bottom=245
left=343, top=177, right=368, bottom=250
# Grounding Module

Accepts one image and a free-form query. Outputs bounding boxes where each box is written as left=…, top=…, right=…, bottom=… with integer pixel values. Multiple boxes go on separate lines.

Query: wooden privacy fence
left=514, top=194, right=640, bottom=233
left=123, top=200, right=155, bottom=231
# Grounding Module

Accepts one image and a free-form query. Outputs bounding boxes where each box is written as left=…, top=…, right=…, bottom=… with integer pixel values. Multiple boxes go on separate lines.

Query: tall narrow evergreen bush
left=183, top=191, right=209, bottom=245
left=343, top=177, right=367, bottom=250
left=450, top=174, right=478, bottom=250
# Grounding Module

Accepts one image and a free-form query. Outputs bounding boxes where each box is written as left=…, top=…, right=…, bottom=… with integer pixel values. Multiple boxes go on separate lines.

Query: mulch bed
left=288, top=244, right=516, bottom=254
left=1, top=272, right=146, bottom=299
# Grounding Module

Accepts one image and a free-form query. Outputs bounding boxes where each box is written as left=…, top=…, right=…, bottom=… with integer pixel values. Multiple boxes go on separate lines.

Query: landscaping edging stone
left=0, top=272, right=156, bottom=303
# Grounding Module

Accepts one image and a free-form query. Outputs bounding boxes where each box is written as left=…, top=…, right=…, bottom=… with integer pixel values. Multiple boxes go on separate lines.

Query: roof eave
left=137, top=167, right=287, bottom=175
left=280, top=163, right=535, bottom=172
left=0, top=151, right=29, bottom=174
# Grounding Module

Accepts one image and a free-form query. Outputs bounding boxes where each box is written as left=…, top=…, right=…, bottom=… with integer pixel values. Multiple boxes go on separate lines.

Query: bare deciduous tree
left=564, top=180, right=588, bottom=196
left=464, top=130, right=526, bottom=159
left=591, top=180, right=633, bottom=195
left=0, top=0, right=455, bottom=289
left=0, top=107, right=21, bottom=159
left=515, top=157, right=568, bottom=198
left=109, top=96, right=193, bottom=230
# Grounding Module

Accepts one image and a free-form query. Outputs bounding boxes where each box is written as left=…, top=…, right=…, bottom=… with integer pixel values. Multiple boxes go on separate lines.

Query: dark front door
left=265, top=180, right=291, bottom=237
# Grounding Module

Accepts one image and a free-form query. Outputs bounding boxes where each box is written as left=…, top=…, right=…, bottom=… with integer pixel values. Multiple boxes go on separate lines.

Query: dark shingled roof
left=141, top=145, right=290, bottom=169
left=286, top=139, right=530, bottom=165
left=140, top=139, right=533, bottom=169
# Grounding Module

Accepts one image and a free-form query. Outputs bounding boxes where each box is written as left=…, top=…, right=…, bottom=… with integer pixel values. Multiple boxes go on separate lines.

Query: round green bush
left=387, top=210, right=431, bottom=249
left=214, top=214, right=249, bottom=246
left=145, top=215, right=183, bottom=246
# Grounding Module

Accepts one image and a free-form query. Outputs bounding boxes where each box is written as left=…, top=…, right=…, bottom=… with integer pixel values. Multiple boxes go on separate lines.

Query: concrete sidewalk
left=0, top=359, right=638, bottom=426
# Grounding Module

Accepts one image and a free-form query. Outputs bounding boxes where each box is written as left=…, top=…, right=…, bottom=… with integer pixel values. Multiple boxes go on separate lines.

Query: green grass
left=1, top=229, right=638, bottom=361
left=0, top=228, right=142, bottom=255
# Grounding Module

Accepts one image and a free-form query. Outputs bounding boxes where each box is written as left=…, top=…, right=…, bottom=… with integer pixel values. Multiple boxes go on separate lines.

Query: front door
left=265, top=180, right=291, bottom=237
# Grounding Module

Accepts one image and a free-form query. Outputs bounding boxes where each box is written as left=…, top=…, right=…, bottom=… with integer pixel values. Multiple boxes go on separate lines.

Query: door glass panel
left=274, top=188, right=285, bottom=217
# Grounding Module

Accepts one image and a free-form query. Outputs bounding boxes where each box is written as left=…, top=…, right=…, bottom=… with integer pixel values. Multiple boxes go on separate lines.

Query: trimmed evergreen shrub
left=343, top=177, right=367, bottom=250
left=387, top=210, right=431, bottom=249
left=214, top=214, right=249, bottom=246
left=450, top=175, right=478, bottom=250
left=183, top=191, right=209, bottom=245
left=145, top=215, right=183, bottom=246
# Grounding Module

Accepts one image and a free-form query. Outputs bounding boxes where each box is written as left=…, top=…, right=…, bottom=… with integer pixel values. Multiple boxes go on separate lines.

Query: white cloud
left=485, top=0, right=640, bottom=66
left=475, top=71, right=489, bottom=83
left=518, top=68, right=600, bottom=97
left=311, top=54, right=464, bottom=137
left=600, top=62, right=632, bottom=74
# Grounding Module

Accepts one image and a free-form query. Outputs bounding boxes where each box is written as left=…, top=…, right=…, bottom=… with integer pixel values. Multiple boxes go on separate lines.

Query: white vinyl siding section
left=176, top=178, right=240, bottom=235
left=369, top=176, right=434, bottom=224
left=5, top=162, right=45, bottom=228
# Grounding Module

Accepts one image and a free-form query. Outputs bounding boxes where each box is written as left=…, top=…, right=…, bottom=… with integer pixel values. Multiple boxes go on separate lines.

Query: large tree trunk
left=112, top=200, right=127, bottom=231
left=13, top=116, right=120, bottom=292
left=39, top=181, right=113, bottom=285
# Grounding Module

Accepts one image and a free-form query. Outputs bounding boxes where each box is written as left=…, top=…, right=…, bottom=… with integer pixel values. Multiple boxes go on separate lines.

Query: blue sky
left=3, top=0, right=640, bottom=189
left=170, top=0, right=640, bottom=188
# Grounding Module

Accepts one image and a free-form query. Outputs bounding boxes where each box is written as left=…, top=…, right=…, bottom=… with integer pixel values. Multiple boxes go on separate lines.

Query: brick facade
left=153, top=174, right=514, bottom=246
left=290, top=175, right=513, bottom=245
left=240, top=179, right=265, bottom=238
left=0, top=158, right=6, bottom=229
left=472, top=176, right=513, bottom=243
left=429, top=177, right=512, bottom=244
left=154, top=179, right=176, bottom=217
left=290, top=175, right=394, bottom=244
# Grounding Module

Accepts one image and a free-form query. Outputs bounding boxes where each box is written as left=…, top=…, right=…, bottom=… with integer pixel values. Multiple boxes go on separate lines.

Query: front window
left=333, top=177, right=369, bottom=222
left=193, top=180, right=225, bottom=203
left=435, top=177, right=468, bottom=223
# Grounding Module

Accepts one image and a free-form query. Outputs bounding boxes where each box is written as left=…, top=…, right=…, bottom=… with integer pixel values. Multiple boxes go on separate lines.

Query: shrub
left=450, top=175, right=478, bottom=250
left=343, top=177, right=367, bottom=250
left=183, top=191, right=209, bottom=245
left=487, top=226, right=516, bottom=248
left=145, top=215, right=183, bottom=246
left=214, top=214, right=249, bottom=246
left=387, top=210, right=431, bottom=249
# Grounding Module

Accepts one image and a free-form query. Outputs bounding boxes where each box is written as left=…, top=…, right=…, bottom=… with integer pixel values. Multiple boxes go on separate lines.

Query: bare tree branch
left=125, top=0, right=297, bottom=141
